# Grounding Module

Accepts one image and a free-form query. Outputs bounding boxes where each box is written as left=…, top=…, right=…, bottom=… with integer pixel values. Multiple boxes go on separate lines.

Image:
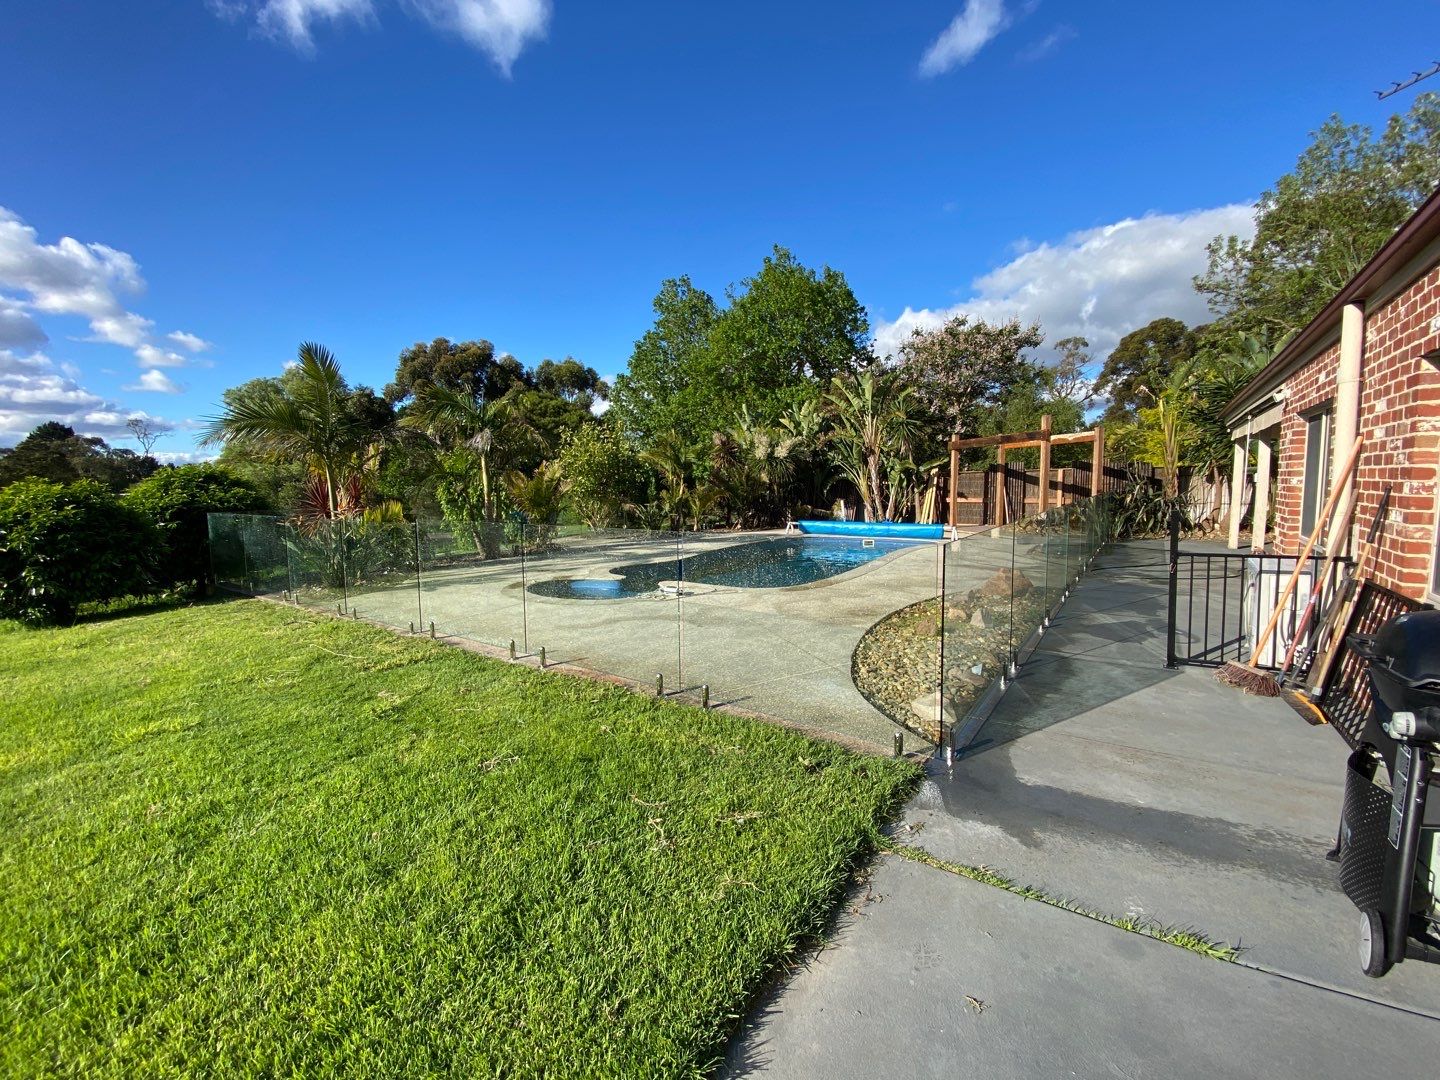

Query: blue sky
left=0, top=0, right=1433, bottom=459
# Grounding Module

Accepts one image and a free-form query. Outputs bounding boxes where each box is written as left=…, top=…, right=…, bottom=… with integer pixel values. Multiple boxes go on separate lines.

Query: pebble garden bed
left=852, top=569, right=1045, bottom=743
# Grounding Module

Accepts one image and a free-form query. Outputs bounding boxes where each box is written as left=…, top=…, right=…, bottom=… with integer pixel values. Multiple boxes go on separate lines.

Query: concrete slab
left=905, top=542, right=1440, bottom=1013
left=723, top=856, right=1440, bottom=1080
left=338, top=529, right=949, bottom=751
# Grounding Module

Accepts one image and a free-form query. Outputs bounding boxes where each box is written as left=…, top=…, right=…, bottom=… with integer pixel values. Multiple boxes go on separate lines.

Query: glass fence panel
left=1063, top=503, right=1078, bottom=586
left=939, top=524, right=1018, bottom=739
left=1045, top=508, right=1068, bottom=611
left=286, top=519, right=350, bottom=611
left=679, top=530, right=942, bottom=752
left=208, top=513, right=257, bottom=592
left=412, top=520, right=526, bottom=651
left=342, top=519, right=422, bottom=633
left=521, top=526, right=682, bottom=687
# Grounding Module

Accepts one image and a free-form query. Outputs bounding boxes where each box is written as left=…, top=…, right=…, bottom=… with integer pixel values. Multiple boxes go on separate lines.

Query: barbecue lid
left=1366, top=609, right=1440, bottom=693
left=1371, top=610, right=1440, bottom=676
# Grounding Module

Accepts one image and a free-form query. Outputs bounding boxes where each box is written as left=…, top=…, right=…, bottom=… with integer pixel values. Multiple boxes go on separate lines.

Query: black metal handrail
left=1165, top=516, right=1346, bottom=671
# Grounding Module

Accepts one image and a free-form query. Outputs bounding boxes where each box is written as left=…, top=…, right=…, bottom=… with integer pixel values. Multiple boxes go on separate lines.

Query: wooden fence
left=938, top=462, right=1224, bottom=527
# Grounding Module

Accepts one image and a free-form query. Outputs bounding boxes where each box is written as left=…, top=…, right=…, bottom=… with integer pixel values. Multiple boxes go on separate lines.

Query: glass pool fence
left=209, top=496, right=1113, bottom=755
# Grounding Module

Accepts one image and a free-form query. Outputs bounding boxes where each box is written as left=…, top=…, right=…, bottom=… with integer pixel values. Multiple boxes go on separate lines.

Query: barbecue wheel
left=1360, top=908, right=1391, bottom=978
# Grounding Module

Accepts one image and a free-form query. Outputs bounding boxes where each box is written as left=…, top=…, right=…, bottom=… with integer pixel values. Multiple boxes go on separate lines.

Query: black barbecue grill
left=1334, top=610, right=1440, bottom=977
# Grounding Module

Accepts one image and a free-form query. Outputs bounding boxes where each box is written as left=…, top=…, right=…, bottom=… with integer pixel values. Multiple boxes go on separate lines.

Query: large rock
left=976, top=568, right=1035, bottom=599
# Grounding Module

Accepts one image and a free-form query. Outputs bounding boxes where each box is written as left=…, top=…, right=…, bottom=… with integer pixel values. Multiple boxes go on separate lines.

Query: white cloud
left=153, top=449, right=218, bottom=465
left=0, top=207, right=215, bottom=377
left=406, top=0, right=551, bottom=74
left=920, top=0, right=1010, bottom=77
left=167, top=330, right=213, bottom=352
left=125, top=369, right=186, bottom=395
left=0, top=207, right=147, bottom=345
left=0, top=349, right=178, bottom=443
left=88, top=312, right=155, bottom=348
left=255, top=0, right=375, bottom=51
left=872, top=203, right=1258, bottom=365
left=213, top=0, right=549, bottom=70
left=135, top=343, right=191, bottom=368
left=1017, top=23, right=1075, bottom=63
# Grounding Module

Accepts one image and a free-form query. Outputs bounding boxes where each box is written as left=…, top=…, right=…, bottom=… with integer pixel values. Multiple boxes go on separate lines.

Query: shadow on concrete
left=962, top=543, right=1184, bottom=755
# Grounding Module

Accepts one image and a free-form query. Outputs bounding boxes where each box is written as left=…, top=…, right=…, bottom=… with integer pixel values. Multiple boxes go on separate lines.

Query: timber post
left=948, top=444, right=960, bottom=528
left=1090, top=425, right=1104, bottom=497
left=1037, top=414, right=1052, bottom=514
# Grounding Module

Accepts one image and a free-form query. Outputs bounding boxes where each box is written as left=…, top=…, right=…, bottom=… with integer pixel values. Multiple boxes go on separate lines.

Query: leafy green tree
left=894, top=315, right=1043, bottom=459
left=609, top=277, right=720, bottom=447
left=0, top=422, right=158, bottom=491
left=555, top=425, right=648, bottom=528
left=1197, top=93, right=1440, bottom=339
left=1095, top=317, right=1198, bottom=424
left=534, top=357, right=609, bottom=412
left=611, top=250, right=870, bottom=454
left=122, top=464, right=269, bottom=592
left=202, top=343, right=393, bottom=518
left=703, top=245, right=871, bottom=421
left=384, top=338, right=528, bottom=405
left=638, top=430, right=710, bottom=530
left=0, top=479, right=156, bottom=624
left=498, top=387, right=595, bottom=476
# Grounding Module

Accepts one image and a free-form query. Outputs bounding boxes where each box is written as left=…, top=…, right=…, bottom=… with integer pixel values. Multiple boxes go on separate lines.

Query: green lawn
left=0, top=600, right=914, bottom=1078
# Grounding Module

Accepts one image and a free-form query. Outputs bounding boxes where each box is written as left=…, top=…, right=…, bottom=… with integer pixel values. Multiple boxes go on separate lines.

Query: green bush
left=123, top=465, right=269, bottom=591
left=0, top=479, right=156, bottom=625
left=556, top=425, right=647, bottom=527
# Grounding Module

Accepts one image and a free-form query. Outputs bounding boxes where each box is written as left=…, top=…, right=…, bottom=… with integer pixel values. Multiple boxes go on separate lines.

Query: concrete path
left=724, top=541, right=1440, bottom=1078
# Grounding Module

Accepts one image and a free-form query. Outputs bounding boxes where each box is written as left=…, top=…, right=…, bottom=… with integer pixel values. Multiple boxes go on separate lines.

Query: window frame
left=1299, top=406, right=1333, bottom=547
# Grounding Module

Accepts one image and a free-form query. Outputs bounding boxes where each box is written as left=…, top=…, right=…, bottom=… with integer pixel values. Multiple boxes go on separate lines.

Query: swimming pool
left=527, top=535, right=924, bottom=599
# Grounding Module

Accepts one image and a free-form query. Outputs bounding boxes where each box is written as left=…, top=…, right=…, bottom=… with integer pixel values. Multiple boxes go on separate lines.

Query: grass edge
left=878, top=836, right=1244, bottom=963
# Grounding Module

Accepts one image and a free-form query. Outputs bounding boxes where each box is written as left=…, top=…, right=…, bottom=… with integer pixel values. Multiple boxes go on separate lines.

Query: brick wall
left=1273, top=265, right=1440, bottom=602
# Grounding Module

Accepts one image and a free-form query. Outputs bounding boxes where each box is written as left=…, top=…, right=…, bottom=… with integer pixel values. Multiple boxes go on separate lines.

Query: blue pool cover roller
left=795, top=520, right=944, bottom=540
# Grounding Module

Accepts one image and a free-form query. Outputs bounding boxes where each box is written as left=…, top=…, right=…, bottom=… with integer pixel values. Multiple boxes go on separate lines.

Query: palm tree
left=402, top=384, right=519, bottom=529
left=202, top=342, right=377, bottom=518
left=504, top=462, right=568, bottom=546
left=823, top=370, right=920, bottom=522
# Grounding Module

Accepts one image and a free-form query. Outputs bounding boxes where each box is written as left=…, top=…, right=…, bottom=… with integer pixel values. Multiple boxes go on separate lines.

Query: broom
left=1215, top=435, right=1363, bottom=696
left=1303, top=485, right=1392, bottom=701
left=1275, top=484, right=1360, bottom=687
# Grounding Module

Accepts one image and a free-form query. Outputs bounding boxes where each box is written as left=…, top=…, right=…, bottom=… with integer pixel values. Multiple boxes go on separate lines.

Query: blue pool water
left=527, top=535, right=923, bottom=599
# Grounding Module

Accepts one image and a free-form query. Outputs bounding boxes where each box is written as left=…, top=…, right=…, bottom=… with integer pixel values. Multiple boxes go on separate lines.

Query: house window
left=1300, top=409, right=1331, bottom=542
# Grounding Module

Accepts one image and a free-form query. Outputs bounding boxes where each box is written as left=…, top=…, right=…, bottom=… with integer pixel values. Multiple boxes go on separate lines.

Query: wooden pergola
left=946, top=415, right=1105, bottom=528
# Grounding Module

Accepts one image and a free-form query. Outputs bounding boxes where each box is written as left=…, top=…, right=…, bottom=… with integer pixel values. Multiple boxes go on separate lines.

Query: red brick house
left=1221, top=188, right=1440, bottom=605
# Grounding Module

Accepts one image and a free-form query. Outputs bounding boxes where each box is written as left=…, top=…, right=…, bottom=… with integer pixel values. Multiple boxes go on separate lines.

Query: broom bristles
left=1215, top=661, right=1281, bottom=697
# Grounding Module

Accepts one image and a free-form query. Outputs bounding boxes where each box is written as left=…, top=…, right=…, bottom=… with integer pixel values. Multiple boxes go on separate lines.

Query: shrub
left=0, top=479, right=156, bottom=625
left=123, top=465, right=269, bottom=591
left=556, top=425, right=647, bottom=527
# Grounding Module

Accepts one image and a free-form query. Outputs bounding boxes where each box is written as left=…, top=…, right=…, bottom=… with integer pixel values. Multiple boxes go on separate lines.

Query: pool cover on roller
left=796, top=520, right=945, bottom=540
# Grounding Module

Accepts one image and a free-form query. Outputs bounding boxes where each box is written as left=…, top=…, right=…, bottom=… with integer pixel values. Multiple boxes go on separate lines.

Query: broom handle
left=1278, top=485, right=1358, bottom=676
left=1247, top=436, right=1363, bottom=667
left=1305, top=487, right=1391, bottom=696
